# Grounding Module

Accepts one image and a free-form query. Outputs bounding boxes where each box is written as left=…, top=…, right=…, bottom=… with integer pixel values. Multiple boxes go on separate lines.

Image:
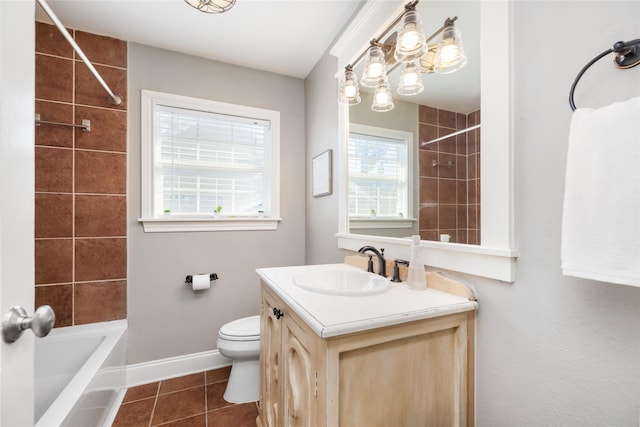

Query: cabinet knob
left=272, top=308, right=284, bottom=319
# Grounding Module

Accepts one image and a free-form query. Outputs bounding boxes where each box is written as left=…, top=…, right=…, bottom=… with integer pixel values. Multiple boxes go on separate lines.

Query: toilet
left=216, top=315, right=261, bottom=403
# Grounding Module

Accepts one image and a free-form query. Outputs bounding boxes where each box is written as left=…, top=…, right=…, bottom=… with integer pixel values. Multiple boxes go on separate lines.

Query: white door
left=0, top=0, right=36, bottom=425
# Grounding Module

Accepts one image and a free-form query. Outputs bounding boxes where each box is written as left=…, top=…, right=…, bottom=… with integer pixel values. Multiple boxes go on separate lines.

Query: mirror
left=347, top=0, right=481, bottom=245
left=332, top=0, right=517, bottom=282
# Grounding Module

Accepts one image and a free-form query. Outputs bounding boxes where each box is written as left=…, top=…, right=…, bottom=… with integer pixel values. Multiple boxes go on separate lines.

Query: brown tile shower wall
left=34, top=22, right=127, bottom=327
left=418, top=105, right=481, bottom=245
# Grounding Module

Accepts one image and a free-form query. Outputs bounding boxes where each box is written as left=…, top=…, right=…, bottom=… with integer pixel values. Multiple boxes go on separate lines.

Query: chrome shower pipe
left=36, top=0, right=122, bottom=106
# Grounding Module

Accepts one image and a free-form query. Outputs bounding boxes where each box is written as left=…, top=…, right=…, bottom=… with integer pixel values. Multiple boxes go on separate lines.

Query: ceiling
left=35, top=0, right=363, bottom=79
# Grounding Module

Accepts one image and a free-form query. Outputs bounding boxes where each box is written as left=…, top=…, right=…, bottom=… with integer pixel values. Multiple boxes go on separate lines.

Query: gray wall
left=305, top=1, right=640, bottom=425
left=304, top=53, right=346, bottom=264
left=127, top=44, right=306, bottom=363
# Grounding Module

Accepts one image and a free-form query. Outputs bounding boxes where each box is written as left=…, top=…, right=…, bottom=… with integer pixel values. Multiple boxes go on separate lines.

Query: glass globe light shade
left=394, top=10, right=427, bottom=63
left=397, top=61, right=424, bottom=96
left=338, top=69, right=361, bottom=106
left=371, top=79, right=394, bottom=112
left=361, top=45, right=388, bottom=88
left=434, top=25, right=467, bottom=74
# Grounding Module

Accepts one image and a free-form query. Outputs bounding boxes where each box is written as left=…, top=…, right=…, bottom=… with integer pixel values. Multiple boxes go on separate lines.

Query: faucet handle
left=391, top=259, right=409, bottom=282
left=367, top=255, right=374, bottom=273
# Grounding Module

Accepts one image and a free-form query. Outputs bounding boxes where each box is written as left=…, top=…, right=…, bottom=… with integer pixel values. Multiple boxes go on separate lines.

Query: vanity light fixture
left=397, top=60, right=424, bottom=95
left=394, top=7, right=427, bottom=63
left=433, top=17, right=467, bottom=74
left=184, top=0, right=235, bottom=14
left=371, top=78, right=395, bottom=112
left=338, top=65, right=361, bottom=106
left=337, top=0, right=467, bottom=111
left=361, top=45, right=389, bottom=87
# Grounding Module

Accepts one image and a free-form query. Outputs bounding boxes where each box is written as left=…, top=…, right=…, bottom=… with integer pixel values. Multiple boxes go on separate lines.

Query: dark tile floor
left=112, top=367, right=259, bottom=426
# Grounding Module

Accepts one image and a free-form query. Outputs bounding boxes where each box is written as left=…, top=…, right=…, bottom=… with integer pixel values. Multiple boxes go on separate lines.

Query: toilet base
left=223, top=359, right=260, bottom=403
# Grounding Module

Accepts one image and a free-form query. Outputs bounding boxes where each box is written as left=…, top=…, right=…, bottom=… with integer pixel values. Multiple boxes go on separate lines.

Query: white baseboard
left=125, top=350, right=231, bottom=387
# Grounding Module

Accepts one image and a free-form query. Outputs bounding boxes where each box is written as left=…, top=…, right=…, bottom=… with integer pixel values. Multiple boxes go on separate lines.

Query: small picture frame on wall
left=312, top=149, right=332, bottom=197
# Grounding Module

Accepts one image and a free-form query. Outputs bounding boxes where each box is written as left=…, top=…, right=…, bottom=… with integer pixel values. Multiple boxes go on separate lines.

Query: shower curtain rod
left=36, top=0, right=122, bottom=106
left=421, top=124, right=481, bottom=146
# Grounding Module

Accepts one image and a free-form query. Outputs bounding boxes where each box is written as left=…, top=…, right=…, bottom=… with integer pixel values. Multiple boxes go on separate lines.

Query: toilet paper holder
left=185, top=273, right=219, bottom=285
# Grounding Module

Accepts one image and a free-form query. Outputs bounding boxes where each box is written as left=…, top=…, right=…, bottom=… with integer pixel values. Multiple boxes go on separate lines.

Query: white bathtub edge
left=102, top=387, right=127, bottom=427
left=125, top=350, right=231, bottom=388
left=36, top=320, right=127, bottom=427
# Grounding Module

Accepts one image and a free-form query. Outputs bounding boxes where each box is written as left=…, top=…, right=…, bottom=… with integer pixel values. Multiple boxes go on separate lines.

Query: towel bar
left=569, top=39, right=640, bottom=111
left=35, top=114, right=91, bottom=132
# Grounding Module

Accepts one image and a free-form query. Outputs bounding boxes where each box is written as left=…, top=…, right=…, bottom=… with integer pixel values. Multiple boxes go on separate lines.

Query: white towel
left=561, top=97, right=640, bottom=287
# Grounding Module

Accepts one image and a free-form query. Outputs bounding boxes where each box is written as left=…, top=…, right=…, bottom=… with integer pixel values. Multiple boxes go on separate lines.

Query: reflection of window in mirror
left=348, top=124, right=416, bottom=237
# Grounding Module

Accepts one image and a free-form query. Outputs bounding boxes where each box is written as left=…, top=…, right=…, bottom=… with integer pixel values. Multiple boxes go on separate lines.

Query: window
left=348, top=124, right=412, bottom=221
left=139, top=90, right=280, bottom=232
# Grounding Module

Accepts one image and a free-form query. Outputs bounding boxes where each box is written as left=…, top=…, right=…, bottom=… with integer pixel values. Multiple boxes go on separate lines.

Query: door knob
left=2, top=305, right=55, bottom=343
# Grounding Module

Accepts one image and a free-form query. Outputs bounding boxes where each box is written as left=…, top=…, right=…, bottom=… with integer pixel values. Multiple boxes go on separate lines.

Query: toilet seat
left=219, top=315, right=260, bottom=341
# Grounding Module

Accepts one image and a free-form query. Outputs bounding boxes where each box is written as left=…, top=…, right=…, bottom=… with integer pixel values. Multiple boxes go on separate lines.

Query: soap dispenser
left=407, top=235, right=427, bottom=290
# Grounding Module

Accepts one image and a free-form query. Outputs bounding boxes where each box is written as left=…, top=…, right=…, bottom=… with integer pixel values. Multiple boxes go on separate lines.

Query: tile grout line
left=71, top=27, right=76, bottom=327
left=148, top=381, right=161, bottom=427
left=204, top=374, right=209, bottom=427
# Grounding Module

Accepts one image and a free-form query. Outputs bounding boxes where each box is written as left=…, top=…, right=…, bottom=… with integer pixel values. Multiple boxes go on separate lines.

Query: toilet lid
left=219, top=315, right=260, bottom=341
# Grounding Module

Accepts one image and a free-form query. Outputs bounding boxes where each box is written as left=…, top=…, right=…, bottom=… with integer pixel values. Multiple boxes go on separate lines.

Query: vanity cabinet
left=258, top=282, right=475, bottom=427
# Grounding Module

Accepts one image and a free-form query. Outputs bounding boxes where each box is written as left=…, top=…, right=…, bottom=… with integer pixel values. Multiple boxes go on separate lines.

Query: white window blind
left=140, top=90, right=281, bottom=232
left=348, top=131, right=408, bottom=217
left=154, top=105, right=272, bottom=216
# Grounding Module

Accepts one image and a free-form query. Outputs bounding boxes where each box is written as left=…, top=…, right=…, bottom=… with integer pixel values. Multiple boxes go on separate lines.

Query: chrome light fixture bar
left=185, top=0, right=235, bottom=14
left=338, top=0, right=467, bottom=111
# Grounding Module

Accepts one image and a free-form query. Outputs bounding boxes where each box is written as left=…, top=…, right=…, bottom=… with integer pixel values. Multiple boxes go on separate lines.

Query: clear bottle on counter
left=407, top=235, right=427, bottom=290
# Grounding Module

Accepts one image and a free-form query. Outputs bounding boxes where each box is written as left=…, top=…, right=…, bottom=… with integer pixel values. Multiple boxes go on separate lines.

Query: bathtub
left=35, top=320, right=127, bottom=427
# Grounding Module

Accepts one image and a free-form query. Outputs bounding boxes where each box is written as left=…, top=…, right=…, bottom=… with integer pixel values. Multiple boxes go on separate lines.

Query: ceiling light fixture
left=185, top=0, right=235, bottom=14
left=338, top=0, right=467, bottom=112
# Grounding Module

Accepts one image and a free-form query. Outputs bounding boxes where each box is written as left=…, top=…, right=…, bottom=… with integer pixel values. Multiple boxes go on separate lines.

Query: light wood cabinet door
left=282, top=314, right=318, bottom=427
left=260, top=290, right=284, bottom=427
left=326, top=313, right=472, bottom=427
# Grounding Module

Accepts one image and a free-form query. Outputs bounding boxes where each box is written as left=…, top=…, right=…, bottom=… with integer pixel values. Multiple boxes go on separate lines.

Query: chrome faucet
left=357, top=246, right=386, bottom=277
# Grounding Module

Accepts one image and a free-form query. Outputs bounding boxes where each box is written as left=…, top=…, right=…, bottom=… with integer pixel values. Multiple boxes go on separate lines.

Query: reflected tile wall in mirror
left=419, top=105, right=480, bottom=244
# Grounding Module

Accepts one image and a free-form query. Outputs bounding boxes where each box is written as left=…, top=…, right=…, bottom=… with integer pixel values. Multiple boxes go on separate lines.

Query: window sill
left=349, top=217, right=415, bottom=230
left=138, top=217, right=281, bottom=233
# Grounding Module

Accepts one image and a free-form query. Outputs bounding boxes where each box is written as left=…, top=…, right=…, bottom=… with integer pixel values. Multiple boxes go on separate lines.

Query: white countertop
left=256, top=263, right=478, bottom=338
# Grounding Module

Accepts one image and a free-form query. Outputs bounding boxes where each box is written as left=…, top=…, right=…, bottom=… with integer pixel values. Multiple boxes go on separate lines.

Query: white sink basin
left=293, top=267, right=390, bottom=296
